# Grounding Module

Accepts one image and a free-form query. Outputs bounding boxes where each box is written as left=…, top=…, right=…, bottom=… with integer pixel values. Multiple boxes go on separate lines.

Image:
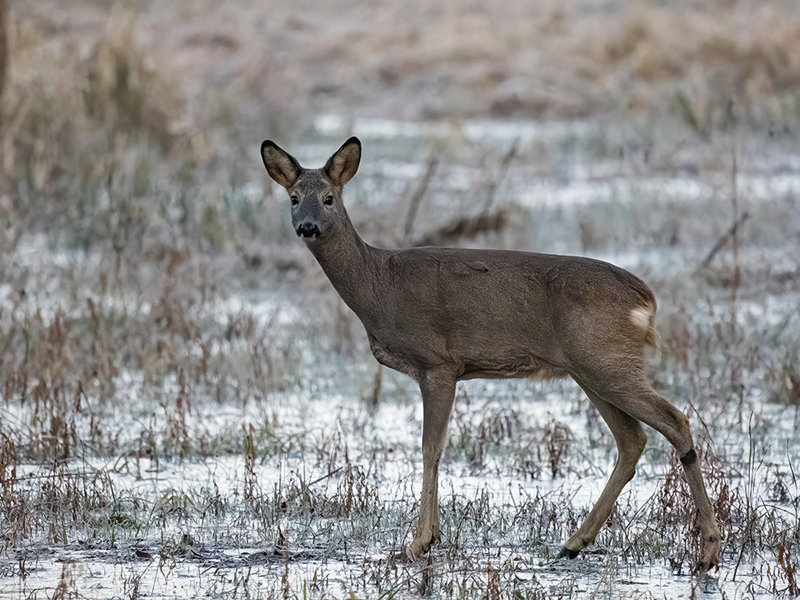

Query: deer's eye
left=290, top=196, right=299, bottom=206
left=323, top=196, right=334, bottom=206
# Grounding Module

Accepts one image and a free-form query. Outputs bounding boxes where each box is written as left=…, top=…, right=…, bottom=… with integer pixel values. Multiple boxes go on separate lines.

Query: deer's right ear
left=261, top=140, right=301, bottom=188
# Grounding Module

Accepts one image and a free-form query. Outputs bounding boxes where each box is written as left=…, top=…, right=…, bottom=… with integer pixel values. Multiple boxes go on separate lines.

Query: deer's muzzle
left=296, top=222, right=320, bottom=239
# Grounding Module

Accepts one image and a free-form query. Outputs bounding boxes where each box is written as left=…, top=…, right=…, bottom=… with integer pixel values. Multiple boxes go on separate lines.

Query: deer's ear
left=261, top=140, right=302, bottom=188
left=324, top=137, right=361, bottom=187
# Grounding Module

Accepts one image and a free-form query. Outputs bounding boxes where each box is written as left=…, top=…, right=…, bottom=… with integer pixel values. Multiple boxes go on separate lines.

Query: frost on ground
left=2, top=116, right=799, bottom=598
left=2, top=0, right=800, bottom=597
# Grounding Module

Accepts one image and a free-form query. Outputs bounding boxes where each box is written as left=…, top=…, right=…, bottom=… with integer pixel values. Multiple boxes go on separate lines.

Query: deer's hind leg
left=573, top=368, right=721, bottom=570
left=560, top=388, right=647, bottom=558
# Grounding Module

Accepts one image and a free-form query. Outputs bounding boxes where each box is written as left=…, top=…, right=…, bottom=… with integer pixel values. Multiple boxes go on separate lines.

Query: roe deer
left=260, top=136, right=721, bottom=570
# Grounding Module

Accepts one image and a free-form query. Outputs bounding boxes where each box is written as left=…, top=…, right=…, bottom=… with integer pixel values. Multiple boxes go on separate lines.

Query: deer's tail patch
left=630, top=305, right=659, bottom=348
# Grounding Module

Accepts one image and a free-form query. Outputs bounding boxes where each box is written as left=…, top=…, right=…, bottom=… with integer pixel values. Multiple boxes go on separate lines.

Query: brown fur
left=260, top=137, right=721, bottom=571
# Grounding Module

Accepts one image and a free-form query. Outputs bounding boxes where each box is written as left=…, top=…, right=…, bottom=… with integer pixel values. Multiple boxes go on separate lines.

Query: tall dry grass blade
left=482, top=137, right=519, bottom=213
left=403, top=158, right=438, bottom=241
left=699, top=211, right=750, bottom=268
left=0, top=0, right=6, bottom=114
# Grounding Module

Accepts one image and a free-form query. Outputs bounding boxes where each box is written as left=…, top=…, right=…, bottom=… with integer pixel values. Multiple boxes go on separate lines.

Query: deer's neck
left=307, top=217, right=383, bottom=323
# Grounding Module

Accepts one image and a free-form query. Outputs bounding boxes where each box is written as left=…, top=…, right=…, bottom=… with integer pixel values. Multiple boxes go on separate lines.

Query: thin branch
left=482, top=137, right=519, bottom=213
left=699, top=211, right=750, bottom=269
left=403, top=158, right=438, bottom=240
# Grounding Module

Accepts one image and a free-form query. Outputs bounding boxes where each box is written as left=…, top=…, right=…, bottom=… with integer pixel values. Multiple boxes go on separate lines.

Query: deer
left=260, top=136, right=721, bottom=571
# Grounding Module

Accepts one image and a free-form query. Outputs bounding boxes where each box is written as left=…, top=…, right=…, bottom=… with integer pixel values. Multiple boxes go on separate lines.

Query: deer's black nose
left=296, top=222, right=320, bottom=238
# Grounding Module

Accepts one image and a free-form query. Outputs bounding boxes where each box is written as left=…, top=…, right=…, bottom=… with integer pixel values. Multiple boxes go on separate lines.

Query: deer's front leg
left=406, top=369, right=456, bottom=561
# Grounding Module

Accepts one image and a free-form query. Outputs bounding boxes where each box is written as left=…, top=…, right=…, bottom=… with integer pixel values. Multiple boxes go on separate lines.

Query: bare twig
left=699, top=211, right=749, bottom=269
left=307, top=466, right=344, bottom=487
left=729, top=131, right=742, bottom=308
left=482, top=137, right=520, bottom=213
left=0, top=0, right=6, bottom=111
left=363, top=365, right=382, bottom=414
left=403, top=158, right=438, bottom=240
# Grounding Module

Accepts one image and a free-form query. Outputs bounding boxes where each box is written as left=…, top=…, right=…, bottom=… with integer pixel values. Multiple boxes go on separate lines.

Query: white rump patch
left=630, top=306, right=653, bottom=330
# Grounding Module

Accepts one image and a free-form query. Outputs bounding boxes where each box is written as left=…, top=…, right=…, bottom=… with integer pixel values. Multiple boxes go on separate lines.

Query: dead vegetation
left=0, top=0, right=799, bottom=598
left=0, top=0, right=6, bottom=111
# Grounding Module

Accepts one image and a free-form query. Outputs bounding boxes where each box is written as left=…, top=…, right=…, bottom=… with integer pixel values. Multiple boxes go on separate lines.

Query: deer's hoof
left=405, top=536, right=433, bottom=562
left=404, top=543, right=423, bottom=562
left=695, top=537, right=721, bottom=573
left=558, top=546, right=580, bottom=559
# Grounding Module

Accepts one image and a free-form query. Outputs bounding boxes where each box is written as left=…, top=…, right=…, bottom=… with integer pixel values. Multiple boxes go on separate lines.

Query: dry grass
left=0, top=1, right=799, bottom=598
left=6, top=0, right=800, bottom=128
left=570, top=2, right=800, bottom=132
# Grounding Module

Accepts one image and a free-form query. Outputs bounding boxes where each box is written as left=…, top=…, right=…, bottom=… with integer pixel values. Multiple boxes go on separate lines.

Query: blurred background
left=3, top=0, right=800, bottom=247
left=1, top=0, right=799, bottom=597
left=3, top=0, right=800, bottom=259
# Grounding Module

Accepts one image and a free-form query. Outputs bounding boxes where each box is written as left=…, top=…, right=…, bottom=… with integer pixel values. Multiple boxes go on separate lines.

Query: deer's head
left=260, top=137, right=361, bottom=241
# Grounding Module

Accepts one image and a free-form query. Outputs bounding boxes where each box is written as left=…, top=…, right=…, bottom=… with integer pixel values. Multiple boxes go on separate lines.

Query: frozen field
left=2, top=1, right=800, bottom=598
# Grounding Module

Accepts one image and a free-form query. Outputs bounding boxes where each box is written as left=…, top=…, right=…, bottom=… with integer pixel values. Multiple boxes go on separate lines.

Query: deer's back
left=365, top=246, right=656, bottom=381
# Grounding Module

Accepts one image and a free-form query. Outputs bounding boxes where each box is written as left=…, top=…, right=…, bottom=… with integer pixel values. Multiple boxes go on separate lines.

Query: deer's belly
left=368, top=329, right=568, bottom=383
left=459, top=361, right=569, bottom=381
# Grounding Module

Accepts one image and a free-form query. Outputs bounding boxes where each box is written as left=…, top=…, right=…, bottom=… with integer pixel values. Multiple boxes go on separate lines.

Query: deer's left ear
left=324, top=137, right=361, bottom=187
